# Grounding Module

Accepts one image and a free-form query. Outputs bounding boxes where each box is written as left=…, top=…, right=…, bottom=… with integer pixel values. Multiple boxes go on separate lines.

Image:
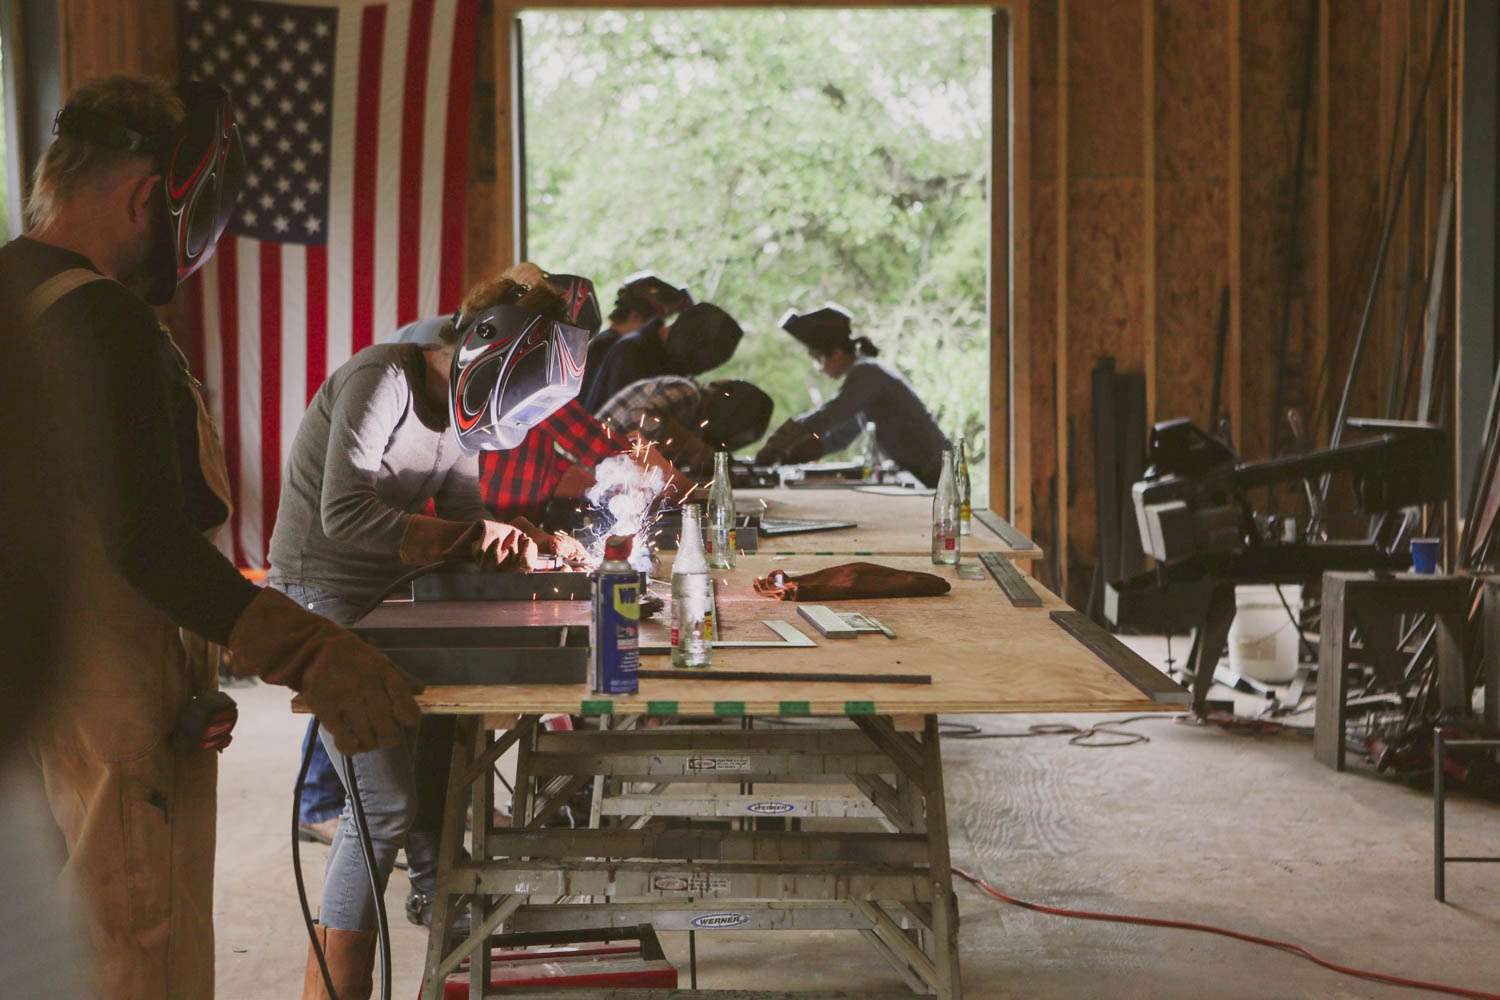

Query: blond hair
left=26, top=75, right=184, bottom=230
left=460, top=263, right=566, bottom=321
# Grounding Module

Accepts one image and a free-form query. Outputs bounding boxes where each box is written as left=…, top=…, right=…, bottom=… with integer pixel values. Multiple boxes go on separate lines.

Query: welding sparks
left=582, top=452, right=673, bottom=571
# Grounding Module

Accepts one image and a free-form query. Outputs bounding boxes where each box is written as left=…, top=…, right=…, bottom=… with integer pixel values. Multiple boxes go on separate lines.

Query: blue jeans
left=298, top=718, right=344, bottom=824
left=273, top=580, right=436, bottom=930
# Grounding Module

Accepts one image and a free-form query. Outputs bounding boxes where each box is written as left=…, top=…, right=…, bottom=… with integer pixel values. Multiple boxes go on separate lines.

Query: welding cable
left=952, top=868, right=1500, bottom=1000
left=290, top=560, right=456, bottom=1000
left=345, top=755, right=393, bottom=1000
left=293, top=723, right=340, bottom=1000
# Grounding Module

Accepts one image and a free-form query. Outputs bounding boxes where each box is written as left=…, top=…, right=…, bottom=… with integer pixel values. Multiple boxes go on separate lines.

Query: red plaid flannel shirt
left=478, top=399, right=625, bottom=521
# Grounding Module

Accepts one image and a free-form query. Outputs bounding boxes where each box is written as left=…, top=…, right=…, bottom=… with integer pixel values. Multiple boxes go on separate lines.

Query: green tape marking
left=779, top=701, right=811, bottom=716
left=579, top=700, right=614, bottom=716
left=844, top=701, right=877, bottom=716
left=646, top=700, right=679, bottom=716
left=713, top=701, right=747, bottom=717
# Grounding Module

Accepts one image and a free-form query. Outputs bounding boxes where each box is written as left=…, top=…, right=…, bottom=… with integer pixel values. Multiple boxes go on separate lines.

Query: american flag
left=180, top=0, right=479, bottom=567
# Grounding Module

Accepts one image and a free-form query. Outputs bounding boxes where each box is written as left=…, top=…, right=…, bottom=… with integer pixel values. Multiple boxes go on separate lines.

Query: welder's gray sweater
left=268, top=343, right=489, bottom=606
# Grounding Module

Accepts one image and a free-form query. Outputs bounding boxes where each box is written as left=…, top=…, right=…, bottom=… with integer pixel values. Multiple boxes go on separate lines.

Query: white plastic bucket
left=1227, top=585, right=1303, bottom=684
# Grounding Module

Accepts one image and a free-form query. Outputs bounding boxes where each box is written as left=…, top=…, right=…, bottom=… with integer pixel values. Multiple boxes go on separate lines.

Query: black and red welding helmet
left=545, top=274, right=602, bottom=338
left=448, top=304, right=590, bottom=452
left=52, top=82, right=245, bottom=303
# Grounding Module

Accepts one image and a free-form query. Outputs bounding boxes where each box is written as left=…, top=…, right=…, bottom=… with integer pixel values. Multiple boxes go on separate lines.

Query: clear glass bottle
left=932, top=449, right=961, bottom=565
left=706, top=451, right=736, bottom=570
left=861, top=421, right=881, bottom=481
left=956, top=438, right=973, bottom=536
left=672, top=504, right=714, bottom=668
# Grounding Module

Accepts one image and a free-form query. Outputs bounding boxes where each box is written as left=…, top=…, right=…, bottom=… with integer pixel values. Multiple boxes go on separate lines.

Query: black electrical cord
left=290, top=558, right=457, bottom=1000
left=345, top=755, right=393, bottom=1000
left=293, top=724, right=339, bottom=1000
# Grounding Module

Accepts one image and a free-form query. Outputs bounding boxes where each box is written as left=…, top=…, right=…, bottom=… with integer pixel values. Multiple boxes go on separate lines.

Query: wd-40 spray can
left=590, top=535, right=640, bottom=694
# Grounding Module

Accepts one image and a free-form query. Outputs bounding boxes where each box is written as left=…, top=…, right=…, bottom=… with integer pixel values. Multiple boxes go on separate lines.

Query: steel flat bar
left=509, top=901, right=879, bottom=933
left=598, top=793, right=883, bottom=821
left=1050, top=610, right=1191, bottom=704
left=536, top=729, right=877, bottom=755
left=974, top=508, right=1038, bottom=553
left=978, top=550, right=1043, bottom=607
left=525, top=751, right=896, bottom=780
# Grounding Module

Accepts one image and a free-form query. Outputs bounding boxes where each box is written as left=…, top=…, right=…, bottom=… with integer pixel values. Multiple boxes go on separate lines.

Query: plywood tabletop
left=737, top=488, right=1043, bottom=561
left=404, top=554, right=1178, bottom=718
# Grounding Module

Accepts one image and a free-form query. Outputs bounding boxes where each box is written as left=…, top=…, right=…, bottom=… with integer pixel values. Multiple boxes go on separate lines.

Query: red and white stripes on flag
left=183, top=0, right=478, bottom=568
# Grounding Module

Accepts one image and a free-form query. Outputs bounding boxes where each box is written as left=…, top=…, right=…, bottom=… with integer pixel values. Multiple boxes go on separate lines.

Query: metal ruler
left=1050, top=611, right=1191, bottom=704
left=978, top=551, right=1042, bottom=607
left=639, top=619, right=816, bottom=655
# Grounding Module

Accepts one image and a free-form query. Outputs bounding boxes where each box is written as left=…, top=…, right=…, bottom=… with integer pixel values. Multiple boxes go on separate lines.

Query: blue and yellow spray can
left=590, top=535, right=640, bottom=694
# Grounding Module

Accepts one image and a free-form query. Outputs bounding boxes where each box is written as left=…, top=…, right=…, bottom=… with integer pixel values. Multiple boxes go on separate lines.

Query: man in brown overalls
left=4, top=75, right=422, bottom=999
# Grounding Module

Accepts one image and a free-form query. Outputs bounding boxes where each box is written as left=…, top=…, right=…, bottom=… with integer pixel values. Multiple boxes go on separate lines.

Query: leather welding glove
left=656, top=416, right=716, bottom=476
left=399, top=514, right=540, bottom=570
left=228, top=588, right=422, bottom=753
left=507, top=516, right=592, bottom=569
left=755, top=419, right=823, bottom=466
left=553, top=462, right=596, bottom=499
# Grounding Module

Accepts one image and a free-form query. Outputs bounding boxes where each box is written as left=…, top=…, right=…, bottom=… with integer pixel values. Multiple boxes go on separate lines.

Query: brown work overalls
left=25, top=270, right=233, bottom=999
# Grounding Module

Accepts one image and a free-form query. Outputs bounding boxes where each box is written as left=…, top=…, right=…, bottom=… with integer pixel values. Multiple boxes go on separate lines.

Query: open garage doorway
left=517, top=7, right=996, bottom=503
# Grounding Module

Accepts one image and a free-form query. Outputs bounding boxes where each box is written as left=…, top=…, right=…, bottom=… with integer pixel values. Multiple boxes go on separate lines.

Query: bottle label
left=945, top=536, right=956, bottom=551
left=961, top=504, right=972, bottom=520
left=705, top=536, right=713, bottom=553
left=703, top=610, right=716, bottom=641
left=727, top=529, right=737, bottom=552
left=671, top=625, right=680, bottom=646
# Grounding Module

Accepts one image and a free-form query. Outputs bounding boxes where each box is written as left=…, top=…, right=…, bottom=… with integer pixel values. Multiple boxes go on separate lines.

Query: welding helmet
left=545, top=274, right=603, bottom=338
left=661, top=302, right=743, bottom=375
left=53, top=82, right=245, bottom=304
left=448, top=304, right=590, bottom=452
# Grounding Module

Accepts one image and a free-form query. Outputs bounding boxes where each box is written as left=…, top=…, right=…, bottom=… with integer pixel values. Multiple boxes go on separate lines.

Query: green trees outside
left=520, top=8, right=992, bottom=501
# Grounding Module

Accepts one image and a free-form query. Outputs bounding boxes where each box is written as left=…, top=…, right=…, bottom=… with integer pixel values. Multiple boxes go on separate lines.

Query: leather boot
left=301, top=923, right=376, bottom=1000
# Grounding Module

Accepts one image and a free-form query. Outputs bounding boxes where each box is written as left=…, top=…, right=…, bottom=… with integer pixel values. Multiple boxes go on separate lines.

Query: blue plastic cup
left=1410, top=537, right=1440, bottom=575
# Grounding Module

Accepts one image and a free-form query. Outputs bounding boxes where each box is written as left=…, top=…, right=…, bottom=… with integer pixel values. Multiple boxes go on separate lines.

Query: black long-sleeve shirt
left=1, top=237, right=257, bottom=643
left=795, top=359, right=950, bottom=488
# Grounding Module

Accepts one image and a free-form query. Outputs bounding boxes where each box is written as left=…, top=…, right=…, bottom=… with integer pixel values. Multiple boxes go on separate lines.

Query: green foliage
left=521, top=8, right=992, bottom=501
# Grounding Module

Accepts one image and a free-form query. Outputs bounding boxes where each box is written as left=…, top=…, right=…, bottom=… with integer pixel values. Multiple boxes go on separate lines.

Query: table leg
left=920, top=715, right=963, bottom=999
left=470, top=724, right=494, bottom=998
left=1314, top=576, right=1350, bottom=770
left=420, top=716, right=478, bottom=1000
left=1191, top=584, right=1237, bottom=714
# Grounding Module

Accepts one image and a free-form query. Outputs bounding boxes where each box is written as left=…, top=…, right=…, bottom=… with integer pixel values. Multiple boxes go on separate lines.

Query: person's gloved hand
left=657, top=416, right=716, bottom=475
left=228, top=588, right=422, bottom=753
left=553, top=463, right=596, bottom=499
left=756, top=419, right=823, bottom=466
left=399, top=514, right=539, bottom=570
left=550, top=531, right=593, bottom=568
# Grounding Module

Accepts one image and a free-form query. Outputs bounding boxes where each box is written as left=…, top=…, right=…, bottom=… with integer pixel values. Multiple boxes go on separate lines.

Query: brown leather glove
left=657, top=416, right=716, bottom=475
left=755, top=419, right=823, bottom=466
left=752, top=562, right=952, bottom=602
left=553, top=463, right=596, bottom=499
left=228, top=588, right=422, bottom=753
left=399, top=514, right=539, bottom=570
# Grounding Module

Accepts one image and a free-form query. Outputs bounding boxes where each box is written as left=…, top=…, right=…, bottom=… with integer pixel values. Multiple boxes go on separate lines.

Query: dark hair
left=850, top=336, right=880, bottom=358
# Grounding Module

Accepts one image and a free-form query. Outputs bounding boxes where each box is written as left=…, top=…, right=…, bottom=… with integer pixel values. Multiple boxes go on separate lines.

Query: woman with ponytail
left=755, top=304, right=951, bottom=487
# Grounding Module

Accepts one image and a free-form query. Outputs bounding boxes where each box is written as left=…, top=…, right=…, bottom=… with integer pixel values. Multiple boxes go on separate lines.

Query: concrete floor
left=216, top=645, right=1500, bottom=999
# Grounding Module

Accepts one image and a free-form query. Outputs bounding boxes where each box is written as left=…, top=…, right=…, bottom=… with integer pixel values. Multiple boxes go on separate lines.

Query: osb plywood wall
left=1016, top=0, right=1456, bottom=606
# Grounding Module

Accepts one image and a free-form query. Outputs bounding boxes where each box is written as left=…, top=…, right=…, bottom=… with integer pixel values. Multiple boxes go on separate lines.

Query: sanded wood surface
left=410, top=554, right=1176, bottom=717
left=739, top=489, right=1043, bottom=560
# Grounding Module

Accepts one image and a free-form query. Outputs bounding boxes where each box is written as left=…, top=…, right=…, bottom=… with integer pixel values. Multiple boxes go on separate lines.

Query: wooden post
left=1008, top=0, right=1032, bottom=534
left=990, top=9, right=1011, bottom=520
left=1055, top=0, right=1070, bottom=594
left=1142, top=0, right=1156, bottom=428
left=490, top=5, right=520, bottom=275
left=1227, top=0, right=1242, bottom=443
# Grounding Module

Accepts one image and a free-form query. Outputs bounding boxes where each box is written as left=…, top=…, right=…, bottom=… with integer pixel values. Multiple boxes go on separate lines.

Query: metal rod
left=1434, top=725, right=1445, bottom=902
left=1269, top=2, right=1320, bottom=456
left=1323, top=0, right=1451, bottom=498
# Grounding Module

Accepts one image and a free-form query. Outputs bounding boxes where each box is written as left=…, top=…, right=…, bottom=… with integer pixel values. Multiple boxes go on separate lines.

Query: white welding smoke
left=585, top=453, right=668, bottom=571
